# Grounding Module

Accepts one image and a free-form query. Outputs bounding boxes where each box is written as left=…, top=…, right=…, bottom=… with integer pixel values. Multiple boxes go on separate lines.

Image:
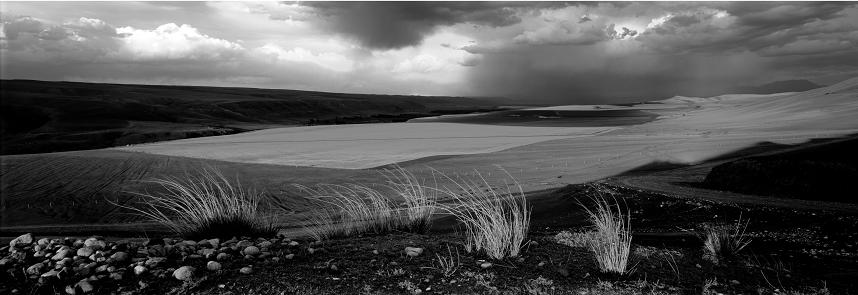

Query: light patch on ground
left=118, top=123, right=615, bottom=169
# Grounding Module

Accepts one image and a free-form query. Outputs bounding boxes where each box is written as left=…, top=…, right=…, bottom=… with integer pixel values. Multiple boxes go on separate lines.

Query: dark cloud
left=301, top=2, right=526, bottom=49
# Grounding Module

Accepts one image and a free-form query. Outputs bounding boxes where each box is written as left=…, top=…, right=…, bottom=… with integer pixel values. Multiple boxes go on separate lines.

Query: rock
left=239, top=266, right=253, bottom=274
left=258, top=241, right=273, bottom=248
left=83, top=238, right=106, bottom=250
left=284, top=254, right=295, bottom=260
left=200, top=248, right=216, bottom=259
left=236, top=240, right=253, bottom=248
left=372, top=250, right=379, bottom=255
left=405, top=247, right=424, bottom=257
left=76, top=281, right=94, bottom=293
left=26, top=263, right=45, bottom=275
left=206, top=261, right=222, bottom=271
left=288, top=241, right=299, bottom=247
left=133, top=265, right=147, bottom=275
left=52, top=248, right=72, bottom=260
left=41, top=269, right=60, bottom=278
left=144, top=257, right=167, bottom=268
left=556, top=267, right=570, bottom=277
left=208, top=239, right=220, bottom=248
left=76, top=247, right=94, bottom=258
left=307, top=247, right=316, bottom=255
left=183, top=240, right=197, bottom=247
left=243, top=246, right=260, bottom=256
left=480, top=262, right=493, bottom=269
left=147, top=245, right=166, bottom=257
left=37, top=238, right=50, bottom=246
left=9, top=233, right=34, bottom=247
left=173, top=266, right=195, bottom=281
left=730, top=280, right=740, bottom=285
left=110, top=251, right=129, bottom=262
left=216, top=253, right=230, bottom=261
left=109, top=272, right=123, bottom=280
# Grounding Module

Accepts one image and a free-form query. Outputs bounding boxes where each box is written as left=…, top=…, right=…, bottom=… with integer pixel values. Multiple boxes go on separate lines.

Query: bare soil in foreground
left=3, top=184, right=856, bottom=295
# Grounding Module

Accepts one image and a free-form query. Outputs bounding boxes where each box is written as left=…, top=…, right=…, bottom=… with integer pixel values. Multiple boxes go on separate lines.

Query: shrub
left=123, top=169, right=275, bottom=239
left=436, top=170, right=530, bottom=260
left=702, top=215, right=751, bottom=263
left=581, top=195, right=633, bottom=274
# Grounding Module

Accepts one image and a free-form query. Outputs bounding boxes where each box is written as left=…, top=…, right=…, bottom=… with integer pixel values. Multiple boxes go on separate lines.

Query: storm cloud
left=2, top=2, right=857, bottom=103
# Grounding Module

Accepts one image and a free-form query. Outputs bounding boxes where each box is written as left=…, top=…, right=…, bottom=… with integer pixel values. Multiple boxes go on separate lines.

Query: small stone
left=9, top=233, right=34, bottom=247
left=216, top=253, right=230, bottom=261
left=109, top=272, right=123, bottom=280
left=239, top=266, right=253, bottom=274
left=76, top=247, right=94, bottom=258
left=284, top=254, right=295, bottom=260
left=26, top=263, right=45, bottom=275
left=41, top=269, right=60, bottom=278
left=173, top=266, right=195, bottom=281
left=52, top=248, right=71, bottom=260
left=556, top=267, right=570, bottom=277
left=405, top=247, right=423, bottom=257
left=730, top=280, right=740, bottom=285
left=288, top=241, right=299, bottom=247
left=83, top=238, right=106, bottom=250
left=76, top=281, right=94, bottom=293
left=37, top=238, right=50, bottom=246
left=236, top=240, right=253, bottom=248
left=207, top=261, right=222, bottom=271
left=110, top=252, right=129, bottom=262
left=308, top=247, right=316, bottom=255
left=480, top=262, right=493, bottom=269
left=372, top=250, right=379, bottom=255
left=258, top=241, right=273, bottom=248
left=134, top=265, right=147, bottom=275
left=243, top=246, right=260, bottom=256
left=208, top=239, right=220, bottom=248
left=145, top=257, right=166, bottom=268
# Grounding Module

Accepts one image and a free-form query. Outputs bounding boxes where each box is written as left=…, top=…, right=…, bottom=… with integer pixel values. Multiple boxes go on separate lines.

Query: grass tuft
left=436, top=169, right=530, bottom=260
left=382, top=166, right=438, bottom=234
left=296, top=183, right=399, bottom=241
left=581, top=192, right=633, bottom=275
left=702, top=215, right=752, bottom=263
left=122, top=168, right=276, bottom=239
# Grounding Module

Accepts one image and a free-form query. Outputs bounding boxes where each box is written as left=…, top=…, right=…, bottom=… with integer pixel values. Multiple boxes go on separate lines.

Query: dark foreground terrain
left=0, top=80, right=503, bottom=155
left=2, top=184, right=855, bottom=295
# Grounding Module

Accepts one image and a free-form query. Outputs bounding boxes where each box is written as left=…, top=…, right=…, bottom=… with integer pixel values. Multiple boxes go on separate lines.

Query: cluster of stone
left=1, top=233, right=304, bottom=294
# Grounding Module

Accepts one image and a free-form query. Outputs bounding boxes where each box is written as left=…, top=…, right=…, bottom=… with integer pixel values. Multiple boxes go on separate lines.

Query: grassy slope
left=0, top=80, right=501, bottom=154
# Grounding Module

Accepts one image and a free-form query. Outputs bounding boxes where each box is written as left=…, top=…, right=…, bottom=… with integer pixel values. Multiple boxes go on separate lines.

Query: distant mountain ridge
left=731, top=79, right=823, bottom=94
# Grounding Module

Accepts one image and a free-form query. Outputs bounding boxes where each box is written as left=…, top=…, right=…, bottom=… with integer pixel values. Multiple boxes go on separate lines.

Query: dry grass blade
left=580, top=192, right=633, bottom=275
left=435, top=168, right=530, bottom=260
left=119, top=168, right=276, bottom=239
left=434, top=244, right=461, bottom=277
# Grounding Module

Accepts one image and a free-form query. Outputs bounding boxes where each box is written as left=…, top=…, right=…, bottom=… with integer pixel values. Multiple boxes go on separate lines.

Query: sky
left=2, top=1, right=857, bottom=104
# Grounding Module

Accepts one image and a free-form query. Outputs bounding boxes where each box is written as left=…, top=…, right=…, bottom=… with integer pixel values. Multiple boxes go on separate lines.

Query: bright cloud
left=116, top=23, right=244, bottom=60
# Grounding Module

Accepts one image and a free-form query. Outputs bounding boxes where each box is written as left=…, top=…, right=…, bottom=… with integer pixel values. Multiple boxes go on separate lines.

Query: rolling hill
left=0, top=80, right=501, bottom=154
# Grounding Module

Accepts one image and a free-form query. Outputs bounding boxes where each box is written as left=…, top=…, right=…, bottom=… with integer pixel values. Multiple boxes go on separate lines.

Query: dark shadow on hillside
left=615, top=133, right=858, bottom=204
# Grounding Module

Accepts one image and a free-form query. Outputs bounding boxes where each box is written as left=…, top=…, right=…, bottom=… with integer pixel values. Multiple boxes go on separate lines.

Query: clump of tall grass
left=122, top=169, right=276, bottom=239
left=702, top=215, right=751, bottom=263
left=296, top=183, right=399, bottom=241
left=581, top=194, right=633, bottom=275
left=436, top=170, right=530, bottom=260
left=382, top=166, right=438, bottom=233
left=296, top=166, right=439, bottom=240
